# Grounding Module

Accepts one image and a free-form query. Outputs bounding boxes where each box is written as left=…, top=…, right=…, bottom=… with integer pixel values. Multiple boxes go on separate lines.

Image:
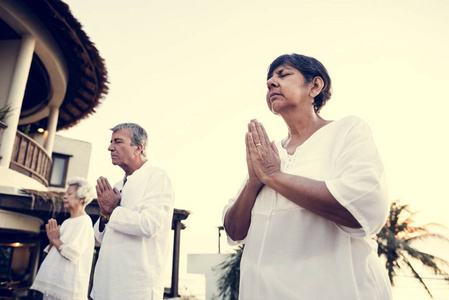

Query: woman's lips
left=269, top=93, right=282, bottom=102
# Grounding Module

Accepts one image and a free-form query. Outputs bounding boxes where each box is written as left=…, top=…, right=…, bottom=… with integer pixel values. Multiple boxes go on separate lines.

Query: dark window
left=0, top=246, right=13, bottom=275
left=49, top=153, right=70, bottom=187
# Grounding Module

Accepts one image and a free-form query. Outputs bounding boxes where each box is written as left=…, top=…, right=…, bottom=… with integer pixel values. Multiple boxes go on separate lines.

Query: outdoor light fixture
left=217, top=226, right=224, bottom=253
left=37, top=127, right=44, bottom=133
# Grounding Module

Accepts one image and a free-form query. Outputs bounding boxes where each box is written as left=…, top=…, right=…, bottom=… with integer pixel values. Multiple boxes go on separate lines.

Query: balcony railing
left=9, top=130, right=52, bottom=186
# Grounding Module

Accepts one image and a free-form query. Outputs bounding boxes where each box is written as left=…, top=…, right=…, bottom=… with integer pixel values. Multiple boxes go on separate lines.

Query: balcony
left=9, top=130, right=52, bottom=186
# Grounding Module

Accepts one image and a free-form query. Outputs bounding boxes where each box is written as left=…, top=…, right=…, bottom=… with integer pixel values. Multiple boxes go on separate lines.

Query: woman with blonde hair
left=31, top=177, right=95, bottom=300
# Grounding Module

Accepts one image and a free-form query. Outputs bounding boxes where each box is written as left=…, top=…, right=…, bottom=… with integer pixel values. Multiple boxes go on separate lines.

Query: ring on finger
left=255, top=143, right=262, bottom=147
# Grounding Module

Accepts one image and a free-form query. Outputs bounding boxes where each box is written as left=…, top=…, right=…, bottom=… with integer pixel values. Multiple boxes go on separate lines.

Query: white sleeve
left=93, top=217, right=105, bottom=243
left=325, top=118, right=389, bottom=237
left=222, top=176, right=248, bottom=246
left=60, top=218, right=94, bottom=263
left=107, top=168, right=174, bottom=238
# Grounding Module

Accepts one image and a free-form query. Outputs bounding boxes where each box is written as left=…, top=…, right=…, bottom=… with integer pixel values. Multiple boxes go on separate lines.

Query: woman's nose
left=267, top=77, right=278, bottom=89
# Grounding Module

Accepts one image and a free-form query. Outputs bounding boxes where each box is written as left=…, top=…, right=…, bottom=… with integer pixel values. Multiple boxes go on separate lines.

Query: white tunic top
left=90, top=163, right=174, bottom=300
left=224, top=116, right=392, bottom=300
left=31, top=214, right=95, bottom=300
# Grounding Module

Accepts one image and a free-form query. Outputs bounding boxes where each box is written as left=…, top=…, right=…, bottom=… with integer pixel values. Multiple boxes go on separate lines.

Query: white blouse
left=31, top=214, right=95, bottom=300
left=224, top=116, right=392, bottom=300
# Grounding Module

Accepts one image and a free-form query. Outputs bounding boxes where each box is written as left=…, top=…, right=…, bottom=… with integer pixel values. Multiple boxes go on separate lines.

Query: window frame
left=49, top=153, right=71, bottom=187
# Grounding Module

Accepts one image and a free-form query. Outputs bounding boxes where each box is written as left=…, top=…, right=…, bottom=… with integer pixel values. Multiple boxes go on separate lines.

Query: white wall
left=0, top=40, right=20, bottom=109
left=49, top=134, right=92, bottom=191
left=188, top=253, right=228, bottom=300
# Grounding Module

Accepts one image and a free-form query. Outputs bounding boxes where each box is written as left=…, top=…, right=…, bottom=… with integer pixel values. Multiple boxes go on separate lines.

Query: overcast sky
left=60, top=0, right=449, bottom=272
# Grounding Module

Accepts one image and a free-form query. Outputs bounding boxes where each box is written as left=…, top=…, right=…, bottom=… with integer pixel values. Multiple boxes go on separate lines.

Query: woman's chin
left=270, top=106, right=281, bottom=115
left=270, top=101, right=284, bottom=114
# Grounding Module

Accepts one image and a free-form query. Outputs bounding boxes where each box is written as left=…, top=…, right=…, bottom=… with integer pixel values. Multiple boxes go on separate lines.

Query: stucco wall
left=50, top=134, right=92, bottom=191
left=0, top=40, right=20, bottom=109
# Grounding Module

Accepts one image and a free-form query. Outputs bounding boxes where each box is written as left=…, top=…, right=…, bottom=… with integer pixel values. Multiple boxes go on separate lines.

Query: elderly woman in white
left=224, top=54, right=391, bottom=300
left=31, top=177, right=95, bottom=300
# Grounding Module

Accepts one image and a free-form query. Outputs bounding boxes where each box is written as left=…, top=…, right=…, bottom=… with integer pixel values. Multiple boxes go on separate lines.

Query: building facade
left=0, top=0, right=107, bottom=297
left=0, top=1, right=189, bottom=298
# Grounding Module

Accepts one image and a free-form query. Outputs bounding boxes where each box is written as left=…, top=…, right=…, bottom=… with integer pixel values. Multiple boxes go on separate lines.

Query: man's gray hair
left=111, top=123, right=148, bottom=157
left=67, top=177, right=95, bottom=207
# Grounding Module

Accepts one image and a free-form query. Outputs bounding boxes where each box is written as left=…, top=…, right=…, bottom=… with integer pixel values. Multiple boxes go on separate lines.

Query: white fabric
left=90, top=163, right=174, bottom=300
left=223, top=116, right=392, bottom=300
left=31, top=214, right=95, bottom=300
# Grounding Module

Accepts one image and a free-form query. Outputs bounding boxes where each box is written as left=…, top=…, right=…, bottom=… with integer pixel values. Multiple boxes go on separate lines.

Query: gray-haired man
left=91, top=123, right=174, bottom=300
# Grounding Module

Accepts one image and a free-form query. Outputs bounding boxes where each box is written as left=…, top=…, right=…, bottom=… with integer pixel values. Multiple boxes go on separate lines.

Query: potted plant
left=0, top=104, right=10, bottom=122
left=0, top=104, right=10, bottom=142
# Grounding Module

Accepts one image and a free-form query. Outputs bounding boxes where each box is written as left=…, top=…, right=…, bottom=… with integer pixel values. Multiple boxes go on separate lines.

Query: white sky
left=60, top=0, right=449, bottom=272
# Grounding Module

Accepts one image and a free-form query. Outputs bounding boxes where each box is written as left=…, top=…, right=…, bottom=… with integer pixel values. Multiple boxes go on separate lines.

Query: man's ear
left=309, top=76, right=324, bottom=98
left=135, top=144, right=143, bottom=155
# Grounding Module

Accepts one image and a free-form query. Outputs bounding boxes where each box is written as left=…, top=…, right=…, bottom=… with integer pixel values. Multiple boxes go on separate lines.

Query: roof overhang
left=0, top=0, right=108, bottom=130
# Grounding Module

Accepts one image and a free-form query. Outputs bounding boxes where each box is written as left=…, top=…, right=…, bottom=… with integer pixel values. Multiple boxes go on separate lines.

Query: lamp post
left=217, top=226, right=224, bottom=253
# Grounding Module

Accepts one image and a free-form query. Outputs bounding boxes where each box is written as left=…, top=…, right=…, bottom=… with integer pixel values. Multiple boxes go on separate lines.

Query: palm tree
left=215, top=245, right=243, bottom=300
left=376, top=200, right=449, bottom=298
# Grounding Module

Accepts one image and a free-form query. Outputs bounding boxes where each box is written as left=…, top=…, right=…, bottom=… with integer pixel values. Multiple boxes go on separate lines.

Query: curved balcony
left=9, top=130, right=52, bottom=186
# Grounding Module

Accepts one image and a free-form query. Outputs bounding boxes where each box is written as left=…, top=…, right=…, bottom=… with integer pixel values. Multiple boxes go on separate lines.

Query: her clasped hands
left=45, top=219, right=61, bottom=251
left=46, top=219, right=60, bottom=241
left=245, top=119, right=281, bottom=185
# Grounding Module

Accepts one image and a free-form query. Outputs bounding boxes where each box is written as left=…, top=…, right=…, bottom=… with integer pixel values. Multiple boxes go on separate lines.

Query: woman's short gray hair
left=67, top=177, right=95, bottom=207
left=111, top=123, right=148, bottom=157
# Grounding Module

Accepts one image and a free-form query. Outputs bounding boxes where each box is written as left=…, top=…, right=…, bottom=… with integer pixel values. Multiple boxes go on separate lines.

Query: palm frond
left=377, top=200, right=449, bottom=297
left=0, top=105, right=11, bottom=122
left=400, top=253, right=434, bottom=298
left=215, top=245, right=243, bottom=300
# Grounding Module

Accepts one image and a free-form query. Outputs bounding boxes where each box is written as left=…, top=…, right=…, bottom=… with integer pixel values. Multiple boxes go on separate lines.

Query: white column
left=44, top=105, right=59, bottom=153
left=0, top=34, right=36, bottom=168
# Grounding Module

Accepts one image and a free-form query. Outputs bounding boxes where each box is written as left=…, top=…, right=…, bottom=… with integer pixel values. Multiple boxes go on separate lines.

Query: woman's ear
left=309, top=76, right=324, bottom=98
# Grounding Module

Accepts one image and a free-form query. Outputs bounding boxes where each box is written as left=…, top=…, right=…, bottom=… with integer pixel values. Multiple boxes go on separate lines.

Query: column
left=44, top=105, right=59, bottom=153
left=0, top=34, right=36, bottom=168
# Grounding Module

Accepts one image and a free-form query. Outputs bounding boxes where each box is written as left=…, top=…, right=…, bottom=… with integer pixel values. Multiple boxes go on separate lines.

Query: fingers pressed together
left=245, top=119, right=281, bottom=182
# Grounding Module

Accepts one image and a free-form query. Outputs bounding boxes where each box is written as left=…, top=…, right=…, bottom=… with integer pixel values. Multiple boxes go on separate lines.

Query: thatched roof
left=18, top=188, right=191, bottom=226
left=22, top=0, right=109, bottom=130
left=19, top=188, right=65, bottom=217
